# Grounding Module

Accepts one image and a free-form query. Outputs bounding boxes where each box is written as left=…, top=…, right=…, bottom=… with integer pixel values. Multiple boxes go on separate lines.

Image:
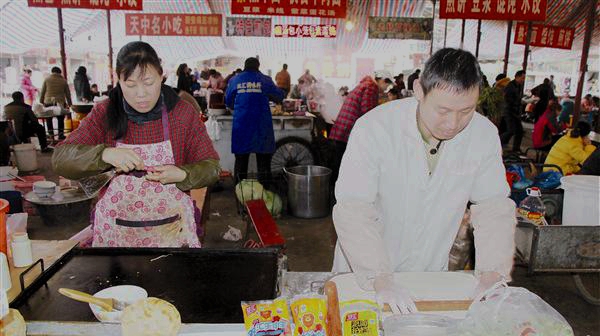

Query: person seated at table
left=544, top=121, right=596, bottom=175
left=74, top=66, right=93, bottom=103
left=90, top=84, right=101, bottom=99
left=579, top=148, right=600, bottom=176
left=3, top=91, right=51, bottom=152
left=558, top=93, right=574, bottom=125
left=52, top=41, right=221, bottom=248
left=532, top=98, right=565, bottom=151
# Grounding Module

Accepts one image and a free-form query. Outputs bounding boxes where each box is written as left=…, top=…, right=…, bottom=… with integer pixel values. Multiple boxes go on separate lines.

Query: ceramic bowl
left=32, top=181, right=56, bottom=198
left=89, top=285, right=148, bottom=323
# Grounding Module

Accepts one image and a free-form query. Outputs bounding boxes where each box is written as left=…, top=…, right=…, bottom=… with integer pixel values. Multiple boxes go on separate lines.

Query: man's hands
left=374, top=273, right=417, bottom=314
left=473, top=271, right=506, bottom=301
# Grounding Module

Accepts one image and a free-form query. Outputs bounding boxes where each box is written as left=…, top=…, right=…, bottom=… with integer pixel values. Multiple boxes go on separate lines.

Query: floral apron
left=92, top=107, right=200, bottom=248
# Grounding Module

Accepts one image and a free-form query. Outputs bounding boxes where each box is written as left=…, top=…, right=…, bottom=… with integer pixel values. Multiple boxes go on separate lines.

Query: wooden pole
left=475, top=19, right=482, bottom=59
left=430, top=0, right=436, bottom=56
left=522, top=21, right=532, bottom=73
left=573, top=0, right=597, bottom=126
left=57, top=8, right=68, bottom=80
left=503, top=20, right=513, bottom=75
left=443, top=19, right=448, bottom=48
left=460, top=19, right=466, bottom=49
left=107, top=10, right=114, bottom=85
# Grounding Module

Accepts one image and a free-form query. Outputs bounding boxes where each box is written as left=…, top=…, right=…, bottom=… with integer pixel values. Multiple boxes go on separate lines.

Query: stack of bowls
left=32, top=181, right=56, bottom=198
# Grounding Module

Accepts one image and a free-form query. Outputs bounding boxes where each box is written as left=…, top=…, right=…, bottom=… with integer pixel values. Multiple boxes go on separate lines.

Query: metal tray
left=10, top=247, right=282, bottom=323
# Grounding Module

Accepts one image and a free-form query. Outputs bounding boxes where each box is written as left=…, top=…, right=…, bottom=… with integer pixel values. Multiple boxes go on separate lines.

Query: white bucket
left=12, top=144, right=38, bottom=172
left=560, top=175, right=600, bottom=226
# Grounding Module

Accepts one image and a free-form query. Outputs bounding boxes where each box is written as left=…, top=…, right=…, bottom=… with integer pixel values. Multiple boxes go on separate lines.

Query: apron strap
left=161, top=104, right=170, bottom=142
left=116, top=214, right=180, bottom=228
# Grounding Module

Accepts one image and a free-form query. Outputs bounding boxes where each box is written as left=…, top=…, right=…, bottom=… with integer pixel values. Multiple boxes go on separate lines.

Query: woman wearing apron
left=52, top=42, right=220, bottom=247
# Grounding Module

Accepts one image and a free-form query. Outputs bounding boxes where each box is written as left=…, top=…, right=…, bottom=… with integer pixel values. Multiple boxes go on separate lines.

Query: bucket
left=284, top=165, right=331, bottom=218
left=12, top=144, right=38, bottom=172
left=560, top=175, right=600, bottom=226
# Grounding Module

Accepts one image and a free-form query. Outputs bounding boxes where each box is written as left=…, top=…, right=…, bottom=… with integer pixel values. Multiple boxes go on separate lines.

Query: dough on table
left=121, top=297, right=181, bottom=336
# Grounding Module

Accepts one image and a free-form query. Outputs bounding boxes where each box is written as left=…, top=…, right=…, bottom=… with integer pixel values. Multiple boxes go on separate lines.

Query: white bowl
left=89, top=285, right=148, bottom=323
left=33, top=181, right=56, bottom=198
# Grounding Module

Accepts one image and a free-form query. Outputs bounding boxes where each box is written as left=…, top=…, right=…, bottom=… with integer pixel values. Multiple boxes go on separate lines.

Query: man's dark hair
left=571, top=121, right=592, bottom=138
left=12, top=91, right=24, bottom=102
left=384, top=78, right=393, bottom=85
left=515, top=70, right=525, bottom=78
left=244, top=57, right=260, bottom=71
left=419, top=48, right=481, bottom=96
left=283, top=64, right=288, bottom=70
left=51, top=67, right=61, bottom=74
left=415, top=69, right=421, bottom=74
left=495, top=73, right=506, bottom=82
left=91, top=83, right=98, bottom=89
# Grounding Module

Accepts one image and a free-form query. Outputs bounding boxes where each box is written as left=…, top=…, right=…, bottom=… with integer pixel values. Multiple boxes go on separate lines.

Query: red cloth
left=329, top=76, right=379, bottom=143
left=532, top=110, right=562, bottom=148
left=20, top=75, right=37, bottom=102
left=61, top=99, right=219, bottom=165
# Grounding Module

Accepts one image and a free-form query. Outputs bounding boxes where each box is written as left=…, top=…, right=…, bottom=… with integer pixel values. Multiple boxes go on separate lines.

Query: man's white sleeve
left=470, top=135, right=516, bottom=280
left=333, top=118, right=392, bottom=279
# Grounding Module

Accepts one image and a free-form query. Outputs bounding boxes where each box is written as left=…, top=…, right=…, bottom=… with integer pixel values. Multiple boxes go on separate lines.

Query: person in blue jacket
left=225, top=57, right=284, bottom=184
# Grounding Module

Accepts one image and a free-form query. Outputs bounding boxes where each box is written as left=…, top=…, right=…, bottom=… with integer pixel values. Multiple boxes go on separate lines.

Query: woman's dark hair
left=419, top=48, right=482, bottom=96
left=208, top=69, right=217, bottom=76
left=176, top=63, right=188, bottom=77
left=107, top=41, right=163, bottom=139
left=76, top=66, right=87, bottom=75
left=570, top=121, right=591, bottom=138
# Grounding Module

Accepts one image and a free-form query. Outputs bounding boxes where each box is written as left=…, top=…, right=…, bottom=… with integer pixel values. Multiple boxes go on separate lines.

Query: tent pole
left=443, top=19, right=448, bottom=48
left=503, top=20, right=512, bottom=75
left=522, top=21, right=532, bottom=73
left=573, top=0, right=597, bottom=127
left=475, top=19, right=481, bottom=59
left=430, top=0, right=436, bottom=56
left=57, top=8, right=68, bottom=79
left=460, top=19, right=465, bottom=49
left=107, top=10, right=114, bottom=85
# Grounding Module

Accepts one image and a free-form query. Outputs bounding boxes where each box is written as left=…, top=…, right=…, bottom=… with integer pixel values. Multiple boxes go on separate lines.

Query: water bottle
left=518, top=187, right=547, bottom=225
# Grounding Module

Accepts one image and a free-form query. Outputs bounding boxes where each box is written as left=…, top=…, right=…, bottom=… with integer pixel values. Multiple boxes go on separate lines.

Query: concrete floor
left=8, top=127, right=599, bottom=335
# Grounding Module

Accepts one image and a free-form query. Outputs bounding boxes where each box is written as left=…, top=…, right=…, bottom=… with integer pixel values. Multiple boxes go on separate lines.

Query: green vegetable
left=235, top=179, right=283, bottom=217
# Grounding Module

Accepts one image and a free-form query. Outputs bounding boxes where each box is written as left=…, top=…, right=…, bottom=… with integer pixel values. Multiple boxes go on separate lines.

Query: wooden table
left=7, top=240, right=78, bottom=302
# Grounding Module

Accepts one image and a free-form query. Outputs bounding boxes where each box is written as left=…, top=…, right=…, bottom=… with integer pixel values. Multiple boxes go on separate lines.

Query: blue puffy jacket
left=225, top=70, right=284, bottom=154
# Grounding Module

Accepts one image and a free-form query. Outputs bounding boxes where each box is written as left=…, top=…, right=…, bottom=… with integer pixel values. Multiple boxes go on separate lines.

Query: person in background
left=225, top=57, right=284, bottom=185
left=544, top=121, right=596, bottom=175
left=493, top=73, right=510, bottom=91
left=482, top=75, right=490, bottom=89
left=176, top=63, right=192, bottom=94
left=328, top=74, right=388, bottom=184
left=90, top=84, right=101, bottom=98
left=332, top=48, right=515, bottom=314
left=224, top=68, right=242, bottom=90
left=20, top=69, right=37, bottom=105
left=590, top=96, right=599, bottom=127
left=208, top=69, right=225, bottom=90
left=289, top=79, right=305, bottom=100
left=549, top=74, right=557, bottom=93
left=3, top=91, right=51, bottom=152
left=531, top=78, right=555, bottom=122
left=500, top=70, right=526, bottom=154
left=74, top=66, right=93, bottom=103
left=406, top=69, right=420, bottom=91
left=558, top=93, right=574, bottom=125
left=40, top=66, right=72, bottom=140
left=101, top=84, right=113, bottom=97
left=394, top=74, right=406, bottom=93
left=338, top=86, right=349, bottom=97
left=52, top=41, right=220, bottom=247
left=579, top=147, right=600, bottom=176
left=387, top=87, right=400, bottom=101
left=275, top=64, right=291, bottom=98
left=532, top=98, right=564, bottom=151
left=299, top=69, right=317, bottom=87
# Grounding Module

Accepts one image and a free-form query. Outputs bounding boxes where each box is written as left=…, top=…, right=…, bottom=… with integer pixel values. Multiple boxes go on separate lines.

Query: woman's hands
left=102, top=148, right=144, bottom=172
left=145, top=165, right=187, bottom=185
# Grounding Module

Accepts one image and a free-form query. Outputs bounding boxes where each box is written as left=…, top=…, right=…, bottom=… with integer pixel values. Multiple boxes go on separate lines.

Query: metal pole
left=57, top=8, right=68, bottom=80
left=107, top=10, right=114, bottom=85
left=475, top=19, right=482, bottom=59
left=460, top=19, right=465, bottom=49
left=573, top=0, right=597, bottom=126
left=503, top=20, right=513, bottom=75
left=443, top=19, right=448, bottom=48
left=430, top=0, right=436, bottom=56
left=522, top=21, right=532, bottom=73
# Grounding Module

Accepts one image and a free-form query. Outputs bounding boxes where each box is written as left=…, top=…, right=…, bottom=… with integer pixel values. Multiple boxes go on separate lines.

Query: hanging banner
left=368, top=17, right=433, bottom=40
left=125, top=14, right=222, bottom=36
left=514, top=22, right=575, bottom=50
left=273, top=24, right=337, bottom=38
left=231, top=0, right=347, bottom=18
left=28, top=0, right=142, bottom=10
left=225, top=17, right=272, bottom=37
left=439, top=0, right=547, bottom=21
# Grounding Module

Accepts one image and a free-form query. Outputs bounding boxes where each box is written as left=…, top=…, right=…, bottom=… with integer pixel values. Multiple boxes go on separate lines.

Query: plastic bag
left=507, top=165, right=533, bottom=190
left=206, top=115, right=221, bottom=141
left=458, top=284, right=574, bottom=336
left=533, top=171, right=562, bottom=190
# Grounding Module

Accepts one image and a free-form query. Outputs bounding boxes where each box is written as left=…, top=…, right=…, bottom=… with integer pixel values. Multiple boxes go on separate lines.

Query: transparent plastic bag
left=458, top=284, right=574, bottom=336
left=205, top=115, right=220, bottom=141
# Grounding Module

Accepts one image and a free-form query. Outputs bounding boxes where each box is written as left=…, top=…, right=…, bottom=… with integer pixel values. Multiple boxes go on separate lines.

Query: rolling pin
left=383, top=299, right=473, bottom=312
left=324, top=281, right=343, bottom=336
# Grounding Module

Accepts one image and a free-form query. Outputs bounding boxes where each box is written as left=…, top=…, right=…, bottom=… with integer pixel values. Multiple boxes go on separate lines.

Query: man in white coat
left=332, top=48, right=516, bottom=314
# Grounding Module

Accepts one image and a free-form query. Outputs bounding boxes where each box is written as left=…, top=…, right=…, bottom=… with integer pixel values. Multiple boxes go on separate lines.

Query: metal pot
left=284, top=165, right=331, bottom=218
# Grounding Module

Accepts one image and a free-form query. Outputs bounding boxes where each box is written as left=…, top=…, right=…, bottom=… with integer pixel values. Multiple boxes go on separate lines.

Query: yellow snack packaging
left=340, top=300, right=380, bottom=336
left=241, top=298, right=293, bottom=336
left=290, top=295, right=328, bottom=336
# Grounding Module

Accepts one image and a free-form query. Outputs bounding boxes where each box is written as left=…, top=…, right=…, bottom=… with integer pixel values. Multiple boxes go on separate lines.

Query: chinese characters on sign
left=273, top=24, right=337, bottom=38
left=368, top=17, right=433, bottom=40
left=439, top=0, right=547, bottom=21
left=125, top=14, right=222, bottom=36
left=231, top=0, right=347, bottom=18
left=28, top=0, right=142, bottom=10
left=514, top=22, right=575, bottom=50
left=225, top=17, right=271, bottom=37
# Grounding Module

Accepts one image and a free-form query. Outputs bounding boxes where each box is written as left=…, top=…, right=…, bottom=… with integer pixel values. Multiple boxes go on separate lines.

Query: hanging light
left=345, top=20, right=354, bottom=31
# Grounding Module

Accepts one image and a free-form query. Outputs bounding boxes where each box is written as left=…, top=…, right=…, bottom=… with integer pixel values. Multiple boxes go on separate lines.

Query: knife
left=77, top=170, right=116, bottom=198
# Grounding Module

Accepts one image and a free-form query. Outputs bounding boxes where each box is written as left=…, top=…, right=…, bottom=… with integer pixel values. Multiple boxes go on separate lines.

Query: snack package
left=290, top=295, right=328, bottom=336
left=241, top=298, right=293, bottom=336
left=340, top=300, right=380, bottom=336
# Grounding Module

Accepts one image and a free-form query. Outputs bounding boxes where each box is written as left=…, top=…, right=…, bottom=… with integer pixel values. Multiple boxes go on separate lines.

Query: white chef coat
left=332, top=97, right=516, bottom=282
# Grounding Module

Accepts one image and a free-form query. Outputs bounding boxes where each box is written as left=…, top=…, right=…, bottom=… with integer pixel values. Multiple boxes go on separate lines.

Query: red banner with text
left=439, top=0, right=547, bottom=21
left=28, top=0, right=142, bottom=10
left=231, top=0, right=347, bottom=18
left=514, top=22, right=575, bottom=50
left=125, top=14, right=222, bottom=36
